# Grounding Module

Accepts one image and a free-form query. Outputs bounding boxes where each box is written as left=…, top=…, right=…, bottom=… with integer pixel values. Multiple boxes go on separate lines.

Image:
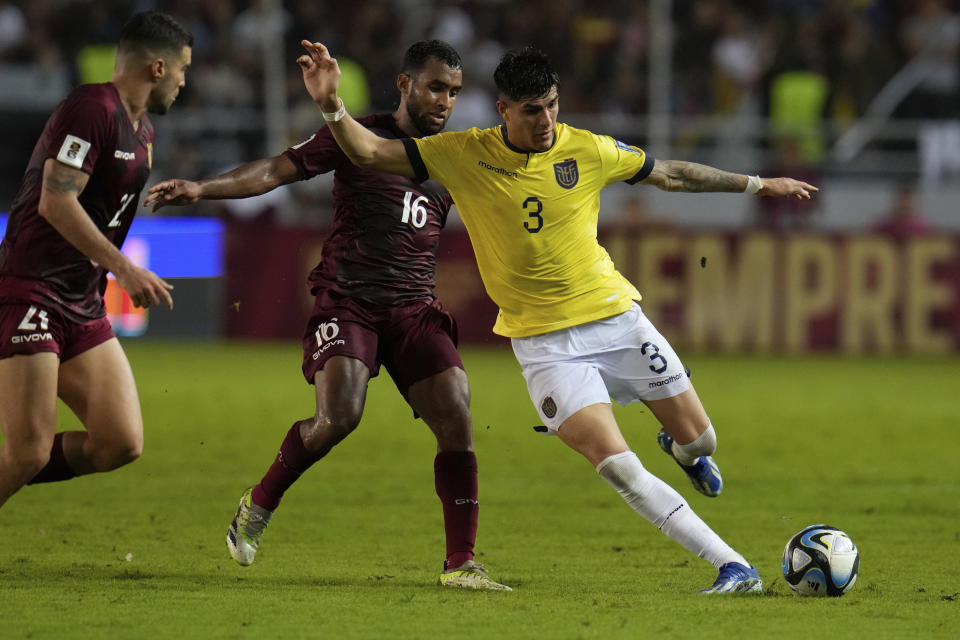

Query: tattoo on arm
left=646, top=160, right=746, bottom=193
left=43, top=162, right=87, bottom=195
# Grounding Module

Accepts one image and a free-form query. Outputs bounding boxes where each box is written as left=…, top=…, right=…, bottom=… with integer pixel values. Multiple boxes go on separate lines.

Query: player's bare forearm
left=145, top=156, right=298, bottom=211
left=328, top=118, right=415, bottom=177
left=643, top=160, right=747, bottom=193
left=642, top=159, right=817, bottom=199
left=297, top=39, right=416, bottom=178
left=39, top=159, right=124, bottom=272
left=199, top=155, right=298, bottom=198
left=40, top=159, right=173, bottom=309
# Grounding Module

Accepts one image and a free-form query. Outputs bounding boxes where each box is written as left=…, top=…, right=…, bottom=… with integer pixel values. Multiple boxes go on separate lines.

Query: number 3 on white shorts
left=640, top=341, right=668, bottom=374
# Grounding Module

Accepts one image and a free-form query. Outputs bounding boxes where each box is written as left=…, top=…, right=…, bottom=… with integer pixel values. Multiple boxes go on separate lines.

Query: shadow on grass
left=0, top=562, right=444, bottom=592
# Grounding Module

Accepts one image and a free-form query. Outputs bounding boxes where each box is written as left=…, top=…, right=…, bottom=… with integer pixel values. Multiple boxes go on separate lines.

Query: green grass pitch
left=0, top=342, right=957, bottom=639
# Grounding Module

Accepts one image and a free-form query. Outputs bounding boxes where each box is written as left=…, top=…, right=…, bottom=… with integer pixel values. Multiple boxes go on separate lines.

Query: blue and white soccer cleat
left=699, top=562, right=763, bottom=594
left=657, top=429, right=723, bottom=497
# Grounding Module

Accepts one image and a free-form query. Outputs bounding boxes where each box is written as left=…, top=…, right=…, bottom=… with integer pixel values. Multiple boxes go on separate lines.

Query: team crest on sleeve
left=553, top=158, right=579, bottom=189
left=57, top=135, right=91, bottom=169
left=615, top=139, right=641, bottom=155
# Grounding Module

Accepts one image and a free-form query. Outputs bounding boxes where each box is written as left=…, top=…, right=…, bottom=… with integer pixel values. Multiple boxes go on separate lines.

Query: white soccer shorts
left=511, top=303, right=690, bottom=433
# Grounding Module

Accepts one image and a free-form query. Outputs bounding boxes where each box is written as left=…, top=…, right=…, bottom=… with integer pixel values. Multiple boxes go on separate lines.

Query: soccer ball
left=782, top=524, right=859, bottom=597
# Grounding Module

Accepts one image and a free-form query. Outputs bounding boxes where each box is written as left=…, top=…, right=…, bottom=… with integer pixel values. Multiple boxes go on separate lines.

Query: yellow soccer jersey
left=404, top=122, right=654, bottom=337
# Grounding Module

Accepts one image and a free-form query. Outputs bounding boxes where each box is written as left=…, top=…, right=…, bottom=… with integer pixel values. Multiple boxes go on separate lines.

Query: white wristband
left=321, top=98, right=346, bottom=122
left=745, top=174, right=762, bottom=195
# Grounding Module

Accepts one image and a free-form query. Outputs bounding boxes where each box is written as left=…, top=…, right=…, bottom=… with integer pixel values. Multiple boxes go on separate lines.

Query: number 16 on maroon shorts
left=300, top=289, right=463, bottom=396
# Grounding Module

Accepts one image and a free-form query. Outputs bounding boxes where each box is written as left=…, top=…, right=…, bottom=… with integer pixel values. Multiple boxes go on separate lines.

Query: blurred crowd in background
left=0, top=0, right=957, bottom=232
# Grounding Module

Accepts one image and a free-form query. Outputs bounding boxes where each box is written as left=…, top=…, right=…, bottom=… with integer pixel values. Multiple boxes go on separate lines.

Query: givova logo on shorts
left=12, top=306, right=53, bottom=344
left=311, top=318, right=346, bottom=360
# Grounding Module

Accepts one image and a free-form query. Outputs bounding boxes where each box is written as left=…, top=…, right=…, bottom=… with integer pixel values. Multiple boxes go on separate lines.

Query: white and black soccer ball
left=782, top=524, right=859, bottom=597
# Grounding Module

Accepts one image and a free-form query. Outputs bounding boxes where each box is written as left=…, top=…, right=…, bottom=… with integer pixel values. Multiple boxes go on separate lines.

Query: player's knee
left=93, top=435, right=142, bottom=471
left=432, top=417, right=473, bottom=451
left=596, top=450, right=654, bottom=499
left=674, top=423, right=717, bottom=459
left=304, top=411, right=360, bottom=451
left=10, top=445, right=52, bottom=481
left=329, top=411, right=361, bottom=440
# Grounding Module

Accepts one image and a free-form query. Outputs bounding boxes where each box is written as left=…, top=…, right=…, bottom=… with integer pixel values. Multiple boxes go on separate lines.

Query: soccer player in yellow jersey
left=296, top=40, right=817, bottom=594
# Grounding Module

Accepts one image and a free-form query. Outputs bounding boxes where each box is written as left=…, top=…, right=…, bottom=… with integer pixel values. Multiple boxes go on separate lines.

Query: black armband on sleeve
left=625, top=154, right=655, bottom=185
left=401, top=138, right=430, bottom=183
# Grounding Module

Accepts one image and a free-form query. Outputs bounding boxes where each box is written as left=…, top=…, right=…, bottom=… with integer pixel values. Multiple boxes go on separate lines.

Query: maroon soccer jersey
left=0, top=83, right=154, bottom=321
left=284, top=113, right=454, bottom=306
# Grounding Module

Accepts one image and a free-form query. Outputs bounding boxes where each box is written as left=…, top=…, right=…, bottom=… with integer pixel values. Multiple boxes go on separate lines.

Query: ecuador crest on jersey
left=553, top=158, right=578, bottom=189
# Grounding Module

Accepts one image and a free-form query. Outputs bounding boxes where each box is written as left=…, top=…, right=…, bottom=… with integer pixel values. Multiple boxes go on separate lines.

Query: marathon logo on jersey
left=57, top=134, right=91, bottom=169
left=553, top=158, right=578, bottom=189
left=478, top=160, right=518, bottom=179
left=114, top=150, right=136, bottom=161
left=615, top=139, right=641, bottom=155
left=311, top=318, right=346, bottom=360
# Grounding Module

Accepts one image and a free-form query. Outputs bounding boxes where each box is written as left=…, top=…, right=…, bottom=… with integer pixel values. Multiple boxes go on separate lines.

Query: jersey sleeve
left=595, top=134, right=654, bottom=186
left=283, top=126, right=344, bottom=180
left=405, top=131, right=470, bottom=189
left=46, top=95, right=111, bottom=175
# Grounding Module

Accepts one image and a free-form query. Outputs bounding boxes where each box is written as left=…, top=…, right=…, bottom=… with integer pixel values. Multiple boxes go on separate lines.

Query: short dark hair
left=401, top=40, right=462, bottom=76
left=494, top=46, right=560, bottom=102
left=117, top=11, right=193, bottom=60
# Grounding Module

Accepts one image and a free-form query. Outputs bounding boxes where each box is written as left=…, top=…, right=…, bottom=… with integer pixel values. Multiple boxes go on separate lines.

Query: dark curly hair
left=494, top=46, right=560, bottom=102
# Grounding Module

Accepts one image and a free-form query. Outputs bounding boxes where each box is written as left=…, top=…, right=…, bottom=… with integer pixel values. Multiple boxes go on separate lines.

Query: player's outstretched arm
left=641, top=159, right=818, bottom=199
left=39, top=158, right=174, bottom=309
left=144, top=155, right=300, bottom=212
left=297, top=40, right=415, bottom=178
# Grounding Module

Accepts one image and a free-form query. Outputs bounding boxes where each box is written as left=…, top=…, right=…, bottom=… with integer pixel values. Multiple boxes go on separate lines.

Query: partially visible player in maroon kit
left=0, top=12, right=192, bottom=512
left=145, top=41, right=510, bottom=590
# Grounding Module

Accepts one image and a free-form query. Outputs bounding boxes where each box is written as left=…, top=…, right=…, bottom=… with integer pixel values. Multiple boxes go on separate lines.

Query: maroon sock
left=27, top=432, right=78, bottom=485
left=434, top=450, right=478, bottom=569
left=251, top=423, right=319, bottom=511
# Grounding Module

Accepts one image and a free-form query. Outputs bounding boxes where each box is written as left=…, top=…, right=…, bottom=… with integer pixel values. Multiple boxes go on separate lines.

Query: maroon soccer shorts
left=301, top=288, right=463, bottom=395
left=0, top=300, right=116, bottom=362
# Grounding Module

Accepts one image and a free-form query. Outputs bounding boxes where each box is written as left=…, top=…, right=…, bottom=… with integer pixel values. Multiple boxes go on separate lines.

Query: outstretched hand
left=759, top=177, right=819, bottom=199
left=143, top=179, right=201, bottom=212
left=297, top=40, right=341, bottom=112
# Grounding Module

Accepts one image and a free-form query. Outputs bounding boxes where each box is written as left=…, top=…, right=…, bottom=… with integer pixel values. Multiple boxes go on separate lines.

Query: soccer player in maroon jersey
left=145, top=41, right=510, bottom=590
left=0, top=12, right=192, bottom=512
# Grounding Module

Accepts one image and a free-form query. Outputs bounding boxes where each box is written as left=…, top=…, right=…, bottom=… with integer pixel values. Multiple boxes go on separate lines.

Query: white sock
left=671, top=423, right=717, bottom=466
left=596, top=450, right=747, bottom=569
